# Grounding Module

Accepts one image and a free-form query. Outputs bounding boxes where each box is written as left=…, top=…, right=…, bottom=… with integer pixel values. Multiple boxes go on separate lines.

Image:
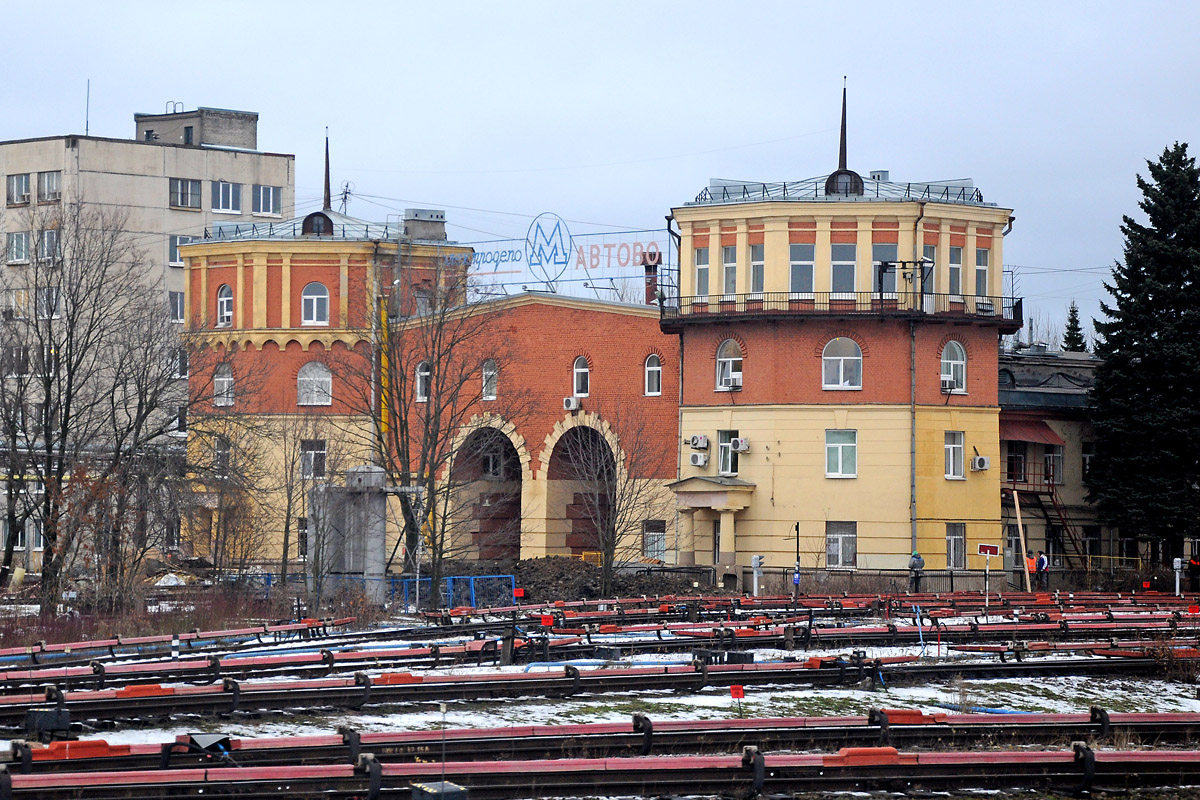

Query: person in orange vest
left=1025, top=552, right=1036, bottom=585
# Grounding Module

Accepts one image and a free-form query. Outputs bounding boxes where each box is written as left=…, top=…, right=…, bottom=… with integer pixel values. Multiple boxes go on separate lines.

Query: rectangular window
left=252, top=185, right=283, bottom=215
left=749, top=243, right=764, bottom=294
left=6, top=231, right=29, bottom=264
left=169, top=178, right=202, bottom=209
left=169, top=234, right=196, bottom=266
left=949, top=246, right=963, bottom=296
left=825, top=521, right=857, bottom=568
left=36, top=171, right=61, bottom=203
left=946, top=522, right=966, bottom=569
left=6, top=173, right=30, bottom=205
left=174, top=404, right=188, bottom=434
left=1083, top=525, right=1101, bottom=559
left=712, top=518, right=720, bottom=563
left=1006, top=524, right=1023, bottom=569
left=36, top=288, right=59, bottom=320
left=184, top=126, right=194, bottom=146
left=37, top=346, right=57, bottom=377
left=211, top=181, right=242, bottom=213
left=36, top=229, right=58, bottom=262
left=1046, top=524, right=1064, bottom=567
left=722, top=245, right=737, bottom=295
left=301, top=439, right=327, bottom=479
left=169, top=291, right=185, bottom=323
left=830, top=243, right=856, bottom=295
left=1082, top=441, right=1094, bottom=476
left=975, top=248, right=990, bottom=296
left=164, top=518, right=181, bottom=551
left=921, top=244, right=936, bottom=293
left=1044, top=444, right=1064, bottom=485
left=825, top=429, right=857, bottom=478
left=213, top=437, right=231, bottom=477
left=214, top=370, right=234, bottom=407
left=872, top=243, right=898, bottom=294
left=297, top=517, right=309, bottom=558
left=945, top=431, right=965, bottom=479
left=172, top=348, right=189, bottom=378
left=694, top=247, right=709, bottom=296
left=717, top=429, right=739, bottom=476
left=4, top=519, right=25, bottom=551
left=789, top=243, right=814, bottom=295
left=1005, top=440, right=1027, bottom=482
left=643, top=520, right=667, bottom=560
left=4, top=346, right=29, bottom=377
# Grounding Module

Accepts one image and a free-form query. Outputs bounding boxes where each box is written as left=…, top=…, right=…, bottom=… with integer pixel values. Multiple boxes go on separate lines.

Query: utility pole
left=793, top=522, right=800, bottom=599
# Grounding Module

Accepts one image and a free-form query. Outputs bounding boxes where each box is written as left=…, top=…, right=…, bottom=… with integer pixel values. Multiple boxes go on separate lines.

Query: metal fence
left=392, top=574, right=515, bottom=610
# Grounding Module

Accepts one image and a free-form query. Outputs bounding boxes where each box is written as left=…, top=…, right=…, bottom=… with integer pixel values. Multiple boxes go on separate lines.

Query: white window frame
left=572, top=356, right=589, bottom=397
left=300, top=439, right=327, bottom=479
left=6, top=231, right=29, bottom=264
left=211, top=181, right=242, bottom=214
left=715, top=339, right=742, bottom=390
left=945, top=431, right=965, bottom=479
left=169, top=178, right=201, bottom=209
left=717, top=429, right=739, bottom=476
left=872, top=243, right=898, bottom=296
left=6, top=173, right=30, bottom=206
left=36, top=171, right=61, bottom=203
left=172, top=348, right=189, bottom=379
left=36, top=288, right=59, bottom=320
left=825, top=521, right=857, bottom=568
left=169, top=234, right=195, bottom=267
left=482, top=358, right=498, bottom=401
left=694, top=247, right=709, bottom=297
left=172, top=404, right=188, bottom=436
left=643, top=520, right=667, bottom=560
left=214, top=364, right=234, bottom=407
left=940, top=341, right=967, bottom=393
left=213, top=437, right=231, bottom=477
left=921, top=244, right=937, bottom=294
left=297, top=361, right=332, bottom=406
left=825, top=429, right=857, bottom=478
left=946, top=522, right=966, bottom=569
left=975, top=248, right=990, bottom=297
left=252, top=184, right=283, bottom=216
left=168, top=291, right=185, bottom=324
left=301, top=282, right=329, bottom=326
left=4, top=519, right=25, bottom=551
left=1044, top=444, right=1064, bottom=486
left=644, top=354, right=662, bottom=396
left=948, top=245, right=963, bottom=297
left=822, top=337, right=862, bottom=390
left=416, top=361, right=432, bottom=403
left=749, top=243, right=764, bottom=296
left=830, top=243, right=856, bottom=297
left=789, top=243, right=814, bottom=297
left=36, top=229, right=59, bottom=263
left=216, top=285, right=233, bottom=327
left=722, top=245, right=737, bottom=297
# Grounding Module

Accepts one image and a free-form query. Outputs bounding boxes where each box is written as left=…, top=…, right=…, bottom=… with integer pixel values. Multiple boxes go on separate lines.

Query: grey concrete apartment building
left=0, top=107, right=295, bottom=322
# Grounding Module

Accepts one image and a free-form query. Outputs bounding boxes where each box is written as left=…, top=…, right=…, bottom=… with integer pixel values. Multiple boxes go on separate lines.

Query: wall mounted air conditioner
left=563, top=396, right=581, bottom=411
left=940, top=375, right=957, bottom=392
left=688, top=434, right=709, bottom=450
left=971, top=455, right=990, bottom=471
left=723, top=374, right=743, bottom=389
left=731, top=437, right=751, bottom=453
left=689, top=452, right=709, bottom=467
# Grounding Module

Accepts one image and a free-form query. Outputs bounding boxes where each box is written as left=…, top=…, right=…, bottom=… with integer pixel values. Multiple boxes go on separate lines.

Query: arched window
left=301, top=282, right=329, bottom=326
left=302, top=211, right=332, bottom=236
left=214, top=363, right=234, bottom=406
left=941, top=341, right=967, bottom=392
left=572, top=356, right=590, bottom=397
left=822, top=337, right=862, bottom=389
left=716, top=340, right=742, bottom=389
left=481, top=358, right=498, bottom=401
left=645, top=354, right=662, bottom=396
left=297, top=362, right=332, bottom=406
left=416, top=361, right=432, bottom=402
left=998, top=368, right=1015, bottom=387
left=216, top=285, right=233, bottom=327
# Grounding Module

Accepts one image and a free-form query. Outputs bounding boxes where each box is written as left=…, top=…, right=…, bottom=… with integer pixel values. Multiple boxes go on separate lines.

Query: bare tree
left=548, top=404, right=674, bottom=596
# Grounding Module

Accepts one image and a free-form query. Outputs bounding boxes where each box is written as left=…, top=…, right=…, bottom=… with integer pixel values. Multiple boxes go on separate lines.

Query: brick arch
left=709, top=332, right=748, bottom=359
left=811, top=330, right=870, bottom=358
left=536, top=411, right=629, bottom=483
left=448, top=413, right=534, bottom=483
left=936, top=333, right=972, bottom=360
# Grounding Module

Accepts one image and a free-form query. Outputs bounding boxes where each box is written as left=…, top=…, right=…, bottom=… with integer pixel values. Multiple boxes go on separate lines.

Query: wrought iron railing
left=661, top=291, right=1021, bottom=326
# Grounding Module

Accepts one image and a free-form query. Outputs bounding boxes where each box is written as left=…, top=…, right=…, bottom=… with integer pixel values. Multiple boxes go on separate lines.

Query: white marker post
left=978, top=544, right=1000, bottom=615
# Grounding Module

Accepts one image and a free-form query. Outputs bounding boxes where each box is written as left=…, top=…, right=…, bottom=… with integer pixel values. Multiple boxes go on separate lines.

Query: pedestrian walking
left=1035, top=550, right=1049, bottom=591
left=908, top=551, right=925, bottom=593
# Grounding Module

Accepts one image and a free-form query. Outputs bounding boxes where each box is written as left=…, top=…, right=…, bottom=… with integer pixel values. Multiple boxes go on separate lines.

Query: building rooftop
left=205, top=210, right=459, bottom=246
left=684, top=175, right=994, bottom=208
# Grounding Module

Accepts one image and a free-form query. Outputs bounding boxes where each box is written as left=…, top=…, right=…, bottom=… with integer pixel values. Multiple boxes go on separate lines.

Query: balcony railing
left=660, top=291, right=1022, bottom=329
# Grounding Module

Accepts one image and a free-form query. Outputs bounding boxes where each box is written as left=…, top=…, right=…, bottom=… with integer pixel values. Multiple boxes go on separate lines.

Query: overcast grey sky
left=4, top=1, right=1198, bottom=340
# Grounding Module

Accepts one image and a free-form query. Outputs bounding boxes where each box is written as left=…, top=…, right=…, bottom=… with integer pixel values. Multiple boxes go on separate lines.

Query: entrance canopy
left=999, top=419, right=1064, bottom=446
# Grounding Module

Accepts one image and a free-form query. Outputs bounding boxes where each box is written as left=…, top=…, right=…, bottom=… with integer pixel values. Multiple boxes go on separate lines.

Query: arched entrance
left=453, top=428, right=522, bottom=560
left=546, top=426, right=616, bottom=558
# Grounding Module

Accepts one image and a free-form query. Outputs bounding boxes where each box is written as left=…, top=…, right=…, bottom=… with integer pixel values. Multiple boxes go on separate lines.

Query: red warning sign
left=540, top=614, right=554, bottom=627
left=730, top=685, right=745, bottom=699
left=1143, top=581, right=1152, bottom=589
left=514, top=587, right=525, bottom=598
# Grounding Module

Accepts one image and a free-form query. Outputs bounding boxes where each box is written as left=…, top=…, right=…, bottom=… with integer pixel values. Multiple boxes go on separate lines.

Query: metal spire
left=323, top=128, right=332, bottom=212
left=838, top=77, right=848, bottom=171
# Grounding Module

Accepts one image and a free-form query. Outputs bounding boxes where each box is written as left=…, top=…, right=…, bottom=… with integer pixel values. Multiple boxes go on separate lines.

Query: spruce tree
left=1063, top=301, right=1086, bottom=352
left=1088, top=143, right=1200, bottom=561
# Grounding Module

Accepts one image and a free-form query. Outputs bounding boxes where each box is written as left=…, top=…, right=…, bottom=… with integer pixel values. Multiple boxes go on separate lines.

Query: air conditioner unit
left=971, top=455, right=991, bottom=472
left=563, top=396, right=581, bottom=411
left=940, top=375, right=957, bottom=392
left=688, top=434, right=709, bottom=450
left=731, top=437, right=750, bottom=453
left=689, top=452, right=709, bottom=468
left=722, top=374, right=742, bottom=389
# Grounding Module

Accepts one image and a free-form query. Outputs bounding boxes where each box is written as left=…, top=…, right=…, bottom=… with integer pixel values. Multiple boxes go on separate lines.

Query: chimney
left=641, top=251, right=662, bottom=305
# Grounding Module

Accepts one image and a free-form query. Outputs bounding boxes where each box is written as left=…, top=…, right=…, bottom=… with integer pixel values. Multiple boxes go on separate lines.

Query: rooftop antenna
left=838, top=76, right=848, bottom=171
left=85, top=79, right=90, bottom=136
left=323, top=128, right=332, bottom=212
